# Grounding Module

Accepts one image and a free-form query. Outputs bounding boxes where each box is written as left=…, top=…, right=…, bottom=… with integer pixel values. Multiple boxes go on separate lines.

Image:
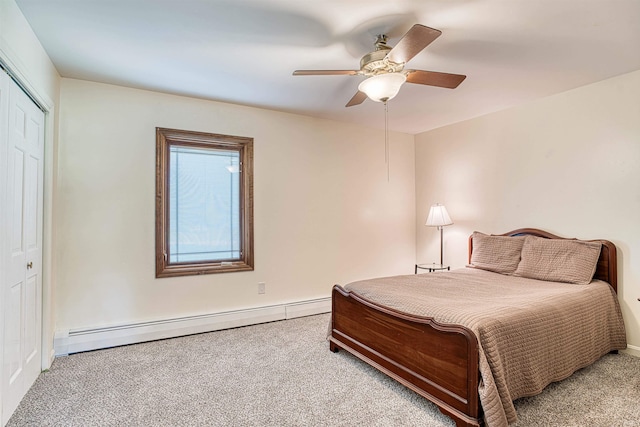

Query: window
left=155, top=128, right=253, bottom=277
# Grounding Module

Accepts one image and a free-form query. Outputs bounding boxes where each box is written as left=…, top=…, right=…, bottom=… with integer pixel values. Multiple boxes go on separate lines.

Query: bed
left=328, top=228, right=626, bottom=427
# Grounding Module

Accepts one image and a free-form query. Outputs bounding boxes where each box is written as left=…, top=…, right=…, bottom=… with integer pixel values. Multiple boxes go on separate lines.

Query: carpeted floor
left=7, top=313, right=640, bottom=426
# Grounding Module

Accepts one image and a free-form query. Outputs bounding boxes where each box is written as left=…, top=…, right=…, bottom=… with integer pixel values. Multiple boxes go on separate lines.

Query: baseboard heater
left=54, top=297, right=331, bottom=356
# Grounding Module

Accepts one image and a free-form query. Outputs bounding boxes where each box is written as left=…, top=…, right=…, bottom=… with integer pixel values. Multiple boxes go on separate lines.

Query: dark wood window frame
left=155, top=127, right=254, bottom=278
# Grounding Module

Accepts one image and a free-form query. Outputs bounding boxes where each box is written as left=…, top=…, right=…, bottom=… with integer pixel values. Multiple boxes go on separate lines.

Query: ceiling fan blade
left=405, top=70, right=466, bottom=89
left=386, top=24, right=441, bottom=64
left=293, top=70, right=361, bottom=76
left=346, top=91, right=367, bottom=107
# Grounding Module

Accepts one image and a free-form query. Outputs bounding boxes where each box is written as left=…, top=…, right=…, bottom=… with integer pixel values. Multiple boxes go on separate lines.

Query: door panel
left=26, top=155, right=39, bottom=250
left=5, top=282, right=21, bottom=384
left=10, top=150, right=24, bottom=253
left=25, top=275, right=38, bottom=364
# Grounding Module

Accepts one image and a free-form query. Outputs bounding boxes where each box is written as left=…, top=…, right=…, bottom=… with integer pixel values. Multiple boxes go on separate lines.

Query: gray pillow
left=513, top=235, right=601, bottom=284
left=470, top=232, right=526, bottom=274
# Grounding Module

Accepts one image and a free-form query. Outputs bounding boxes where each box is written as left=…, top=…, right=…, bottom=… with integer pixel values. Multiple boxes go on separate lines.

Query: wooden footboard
left=330, top=285, right=483, bottom=427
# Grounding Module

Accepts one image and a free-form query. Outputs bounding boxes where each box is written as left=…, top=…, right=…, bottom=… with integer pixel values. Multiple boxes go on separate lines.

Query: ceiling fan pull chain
left=385, top=100, right=390, bottom=182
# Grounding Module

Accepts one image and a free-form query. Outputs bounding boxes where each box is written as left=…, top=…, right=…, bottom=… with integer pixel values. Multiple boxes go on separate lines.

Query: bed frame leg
left=454, top=420, right=480, bottom=427
left=437, top=407, right=483, bottom=427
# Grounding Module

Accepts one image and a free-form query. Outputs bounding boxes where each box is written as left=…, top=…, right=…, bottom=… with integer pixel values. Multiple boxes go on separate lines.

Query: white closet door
left=0, top=70, right=8, bottom=426
left=1, top=71, right=44, bottom=425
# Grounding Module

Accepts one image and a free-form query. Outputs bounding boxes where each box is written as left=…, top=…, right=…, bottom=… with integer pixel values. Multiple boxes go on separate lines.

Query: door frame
left=0, top=54, right=56, bottom=373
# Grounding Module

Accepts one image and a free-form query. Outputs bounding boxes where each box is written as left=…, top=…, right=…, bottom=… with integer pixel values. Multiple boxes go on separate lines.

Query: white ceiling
left=15, top=0, right=640, bottom=134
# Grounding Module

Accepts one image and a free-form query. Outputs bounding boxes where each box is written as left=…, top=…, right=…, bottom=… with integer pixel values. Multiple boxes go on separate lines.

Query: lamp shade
left=425, top=204, right=453, bottom=227
left=358, top=73, right=406, bottom=102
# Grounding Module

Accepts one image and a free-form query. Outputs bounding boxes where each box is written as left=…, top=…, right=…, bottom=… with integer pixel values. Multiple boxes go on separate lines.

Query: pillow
left=470, top=232, right=526, bottom=274
left=513, top=235, right=601, bottom=284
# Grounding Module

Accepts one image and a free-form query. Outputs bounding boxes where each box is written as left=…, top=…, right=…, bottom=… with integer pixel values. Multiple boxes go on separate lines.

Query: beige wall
left=1, top=0, right=60, bottom=366
left=56, top=78, right=416, bottom=331
left=415, top=69, right=640, bottom=354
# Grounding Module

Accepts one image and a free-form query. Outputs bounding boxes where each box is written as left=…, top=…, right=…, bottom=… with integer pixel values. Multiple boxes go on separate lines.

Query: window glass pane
left=169, top=145, right=240, bottom=263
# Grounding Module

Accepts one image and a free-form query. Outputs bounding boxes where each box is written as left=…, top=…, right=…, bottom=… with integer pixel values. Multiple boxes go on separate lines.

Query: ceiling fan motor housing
left=360, top=35, right=404, bottom=75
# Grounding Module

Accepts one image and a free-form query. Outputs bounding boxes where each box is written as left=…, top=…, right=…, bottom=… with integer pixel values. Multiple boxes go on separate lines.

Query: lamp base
left=415, top=264, right=451, bottom=274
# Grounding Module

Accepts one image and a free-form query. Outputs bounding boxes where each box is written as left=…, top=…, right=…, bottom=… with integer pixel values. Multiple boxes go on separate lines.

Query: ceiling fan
left=293, top=24, right=466, bottom=107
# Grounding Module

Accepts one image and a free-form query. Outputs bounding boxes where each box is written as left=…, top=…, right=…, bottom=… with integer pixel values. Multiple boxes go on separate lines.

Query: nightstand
left=415, top=264, right=450, bottom=274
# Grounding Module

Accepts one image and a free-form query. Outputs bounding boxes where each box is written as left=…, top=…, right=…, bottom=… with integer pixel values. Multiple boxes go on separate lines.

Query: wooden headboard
left=468, top=228, right=618, bottom=292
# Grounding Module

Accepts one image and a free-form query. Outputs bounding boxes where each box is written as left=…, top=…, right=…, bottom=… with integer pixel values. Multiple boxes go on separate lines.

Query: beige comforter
left=342, top=268, right=627, bottom=427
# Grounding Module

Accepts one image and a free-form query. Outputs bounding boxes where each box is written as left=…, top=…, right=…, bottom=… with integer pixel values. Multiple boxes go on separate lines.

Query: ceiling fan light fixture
left=358, top=73, right=406, bottom=103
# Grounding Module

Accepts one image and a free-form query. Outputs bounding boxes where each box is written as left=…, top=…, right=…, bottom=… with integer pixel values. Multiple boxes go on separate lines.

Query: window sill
left=155, top=261, right=254, bottom=278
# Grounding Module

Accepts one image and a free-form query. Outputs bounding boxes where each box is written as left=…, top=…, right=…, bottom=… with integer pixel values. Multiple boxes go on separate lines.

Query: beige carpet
left=7, top=313, right=640, bottom=426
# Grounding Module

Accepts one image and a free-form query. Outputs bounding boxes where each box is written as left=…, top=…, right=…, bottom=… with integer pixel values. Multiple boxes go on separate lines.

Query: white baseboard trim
left=54, top=297, right=331, bottom=356
left=623, top=344, right=640, bottom=358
